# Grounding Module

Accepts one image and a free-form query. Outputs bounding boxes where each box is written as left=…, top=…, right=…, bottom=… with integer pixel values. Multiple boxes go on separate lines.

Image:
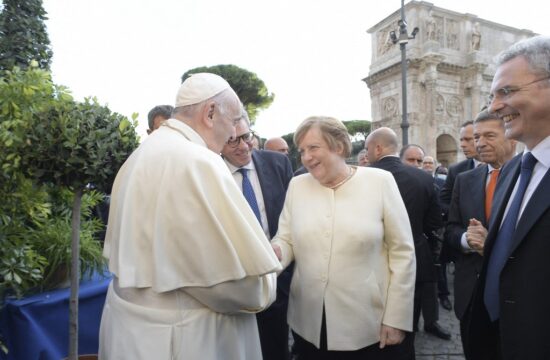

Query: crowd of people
left=98, top=35, right=550, bottom=360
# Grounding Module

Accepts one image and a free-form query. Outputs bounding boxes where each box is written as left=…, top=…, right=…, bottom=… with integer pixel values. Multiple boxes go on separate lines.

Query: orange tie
left=485, top=169, right=500, bottom=221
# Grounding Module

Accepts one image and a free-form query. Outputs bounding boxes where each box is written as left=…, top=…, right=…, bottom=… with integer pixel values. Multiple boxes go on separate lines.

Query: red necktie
left=485, top=168, right=500, bottom=221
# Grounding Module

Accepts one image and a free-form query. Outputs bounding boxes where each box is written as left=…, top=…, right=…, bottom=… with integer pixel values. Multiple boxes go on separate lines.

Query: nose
left=301, top=149, right=312, bottom=162
left=488, top=97, right=505, bottom=115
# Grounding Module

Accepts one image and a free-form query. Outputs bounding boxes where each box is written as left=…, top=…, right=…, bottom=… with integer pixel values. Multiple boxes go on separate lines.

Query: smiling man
left=467, top=36, right=550, bottom=360
left=444, top=109, right=516, bottom=358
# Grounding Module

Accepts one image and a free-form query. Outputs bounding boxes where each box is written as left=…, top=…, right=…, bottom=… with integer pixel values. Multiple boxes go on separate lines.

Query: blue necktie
left=238, top=168, right=262, bottom=225
left=484, top=152, right=538, bottom=321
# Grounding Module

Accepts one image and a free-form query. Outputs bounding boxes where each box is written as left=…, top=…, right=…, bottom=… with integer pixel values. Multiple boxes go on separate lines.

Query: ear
left=335, top=141, right=345, bottom=156
left=201, top=101, right=216, bottom=129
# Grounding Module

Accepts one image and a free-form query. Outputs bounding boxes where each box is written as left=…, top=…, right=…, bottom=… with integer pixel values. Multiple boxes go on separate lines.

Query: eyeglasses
left=227, top=131, right=255, bottom=147
left=486, top=76, right=550, bottom=106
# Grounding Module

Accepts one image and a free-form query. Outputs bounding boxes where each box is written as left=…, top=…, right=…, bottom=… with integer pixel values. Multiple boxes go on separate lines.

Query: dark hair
left=474, top=109, right=500, bottom=124
left=147, top=105, right=174, bottom=130
left=460, top=120, right=474, bottom=128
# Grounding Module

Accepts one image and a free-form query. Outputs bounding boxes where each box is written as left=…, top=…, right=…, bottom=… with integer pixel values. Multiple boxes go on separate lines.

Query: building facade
left=364, top=1, right=534, bottom=166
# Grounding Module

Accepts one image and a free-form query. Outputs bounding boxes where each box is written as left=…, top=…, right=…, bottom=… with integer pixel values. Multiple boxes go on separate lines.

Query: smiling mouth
left=502, top=114, right=518, bottom=123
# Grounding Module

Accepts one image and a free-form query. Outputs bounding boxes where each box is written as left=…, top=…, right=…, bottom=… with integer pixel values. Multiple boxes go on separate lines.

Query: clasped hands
left=466, top=218, right=487, bottom=255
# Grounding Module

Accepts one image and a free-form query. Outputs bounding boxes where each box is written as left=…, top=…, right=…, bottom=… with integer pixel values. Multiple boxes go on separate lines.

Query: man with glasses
left=100, top=73, right=281, bottom=360
left=467, top=36, right=550, bottom=360
left=222, top=111, right=293, bottom=360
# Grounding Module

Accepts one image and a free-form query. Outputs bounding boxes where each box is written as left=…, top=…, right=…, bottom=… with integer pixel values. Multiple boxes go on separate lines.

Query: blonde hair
left=294, top=116, right=352, bottom=157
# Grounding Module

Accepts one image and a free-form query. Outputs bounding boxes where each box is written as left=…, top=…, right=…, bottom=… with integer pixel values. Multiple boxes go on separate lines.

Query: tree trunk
left=68, top=188, right=83, bottom=360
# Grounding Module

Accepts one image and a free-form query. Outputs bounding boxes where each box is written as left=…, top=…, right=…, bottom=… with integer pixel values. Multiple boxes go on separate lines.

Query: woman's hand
left=379, top=325, right=405, bottom=348
left=272, top=244, right=282, bottom=261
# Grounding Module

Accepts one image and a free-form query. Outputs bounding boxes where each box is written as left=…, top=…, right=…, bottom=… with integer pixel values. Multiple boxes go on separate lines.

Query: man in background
left=146, top=104, right=173, bottom=134
left=445, top=110, right=516, bottom=358
left=367, top=129, right=449, bottom=345
left=264, top=137, right=289, bottom=155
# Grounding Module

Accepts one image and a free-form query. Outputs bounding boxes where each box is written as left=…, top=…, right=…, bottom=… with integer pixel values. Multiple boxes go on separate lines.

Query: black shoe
left=413, top=323, right=419, bottom=332
left=439, top=296, right=452, bottom=311
left=424, top=322, right=451, bottom=340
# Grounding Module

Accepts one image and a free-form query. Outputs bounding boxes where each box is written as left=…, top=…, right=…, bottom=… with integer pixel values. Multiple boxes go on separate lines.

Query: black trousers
left=413, top=281, right=438, bottom=328
left=292, top=308, right=414, bottom=360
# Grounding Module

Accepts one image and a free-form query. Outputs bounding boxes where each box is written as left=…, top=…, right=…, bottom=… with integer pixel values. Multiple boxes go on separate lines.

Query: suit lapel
left=466, top=165, right=488, bottom=224
left=252, top=152, right=273, bottom=233
left=510, top=166, right=550, bottom=253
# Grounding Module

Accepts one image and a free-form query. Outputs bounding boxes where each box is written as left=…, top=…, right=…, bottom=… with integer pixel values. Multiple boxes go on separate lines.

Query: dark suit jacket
left=467, top=153, right=550, bottom=360
left=251, top=150, right=293, bottom=360
left=439, top=158, right=476, bottom=264
left=370, top=156, right=443, bottom=282
left=444, top=164, right=488, bottom=320
left=252, top=150, right=293, bottom=239
left=440, top=158, right=476, bottom=212
left=251, top=150, right=293, bottom=297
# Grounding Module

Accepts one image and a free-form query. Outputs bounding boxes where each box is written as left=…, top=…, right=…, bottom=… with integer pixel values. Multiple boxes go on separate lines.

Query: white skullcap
left=175, top=73, right=231, bottom=107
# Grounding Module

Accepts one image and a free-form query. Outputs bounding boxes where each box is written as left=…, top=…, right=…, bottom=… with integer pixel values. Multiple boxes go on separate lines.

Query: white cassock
left=99, top=119, right=281, bottom=360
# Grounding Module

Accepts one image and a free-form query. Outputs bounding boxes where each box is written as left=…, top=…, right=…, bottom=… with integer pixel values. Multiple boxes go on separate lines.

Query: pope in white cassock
left=98, top=73, right=281, bottom=359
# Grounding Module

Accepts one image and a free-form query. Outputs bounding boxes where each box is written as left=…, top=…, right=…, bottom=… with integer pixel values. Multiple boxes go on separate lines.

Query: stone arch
left=436, top=134, right=457, bottom=168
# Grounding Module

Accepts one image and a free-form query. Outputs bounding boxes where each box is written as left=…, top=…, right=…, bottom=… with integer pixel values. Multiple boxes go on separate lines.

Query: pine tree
left=0, top=0, right=53, bottom=71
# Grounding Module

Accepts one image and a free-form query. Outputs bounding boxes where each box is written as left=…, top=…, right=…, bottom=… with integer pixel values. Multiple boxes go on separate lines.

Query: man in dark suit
left=423, top=155, right=452, bottom=311
left=438, top=120, right=481, bottom=311
left=445, top=110, right=516, bottom=359
left=440, top=121, right=481, bottom=212
left=466, top=35, right=550, bottom=360
left=366, top=128, right=449, bottom=345
left=221, top=112, right=293, bottom=360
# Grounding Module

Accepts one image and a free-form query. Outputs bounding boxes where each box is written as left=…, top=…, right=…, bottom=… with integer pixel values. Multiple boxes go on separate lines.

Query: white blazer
left=273, top=166, right=416, bottom=351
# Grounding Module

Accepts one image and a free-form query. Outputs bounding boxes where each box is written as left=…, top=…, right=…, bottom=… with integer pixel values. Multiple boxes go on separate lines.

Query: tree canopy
left=0, top=0, right=53, bottom=71
left=182, top=64, right=274, bottom=123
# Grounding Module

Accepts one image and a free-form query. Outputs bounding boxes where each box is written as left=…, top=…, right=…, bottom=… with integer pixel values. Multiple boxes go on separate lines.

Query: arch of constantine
left=363, top=1, right=534, bottom=166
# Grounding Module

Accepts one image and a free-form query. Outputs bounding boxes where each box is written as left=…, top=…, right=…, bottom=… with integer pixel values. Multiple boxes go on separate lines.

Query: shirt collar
left=527, top=135, right=550, bottom=168
left=224, top=158, right=254, bottom=174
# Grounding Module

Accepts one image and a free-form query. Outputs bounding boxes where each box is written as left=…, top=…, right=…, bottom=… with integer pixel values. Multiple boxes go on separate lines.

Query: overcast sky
left=42, top=0, right=550, bottom=139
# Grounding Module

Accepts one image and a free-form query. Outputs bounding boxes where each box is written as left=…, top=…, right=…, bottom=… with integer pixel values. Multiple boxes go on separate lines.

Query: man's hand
left=466, top=218, right=487, bottom=255
left=272, top=244, right=282, bottom=261
left=379, top=325, right=405, bottom=348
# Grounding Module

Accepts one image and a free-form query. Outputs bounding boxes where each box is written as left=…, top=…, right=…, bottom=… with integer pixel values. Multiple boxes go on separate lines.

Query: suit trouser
left=413, top=281, right=438, bottom=327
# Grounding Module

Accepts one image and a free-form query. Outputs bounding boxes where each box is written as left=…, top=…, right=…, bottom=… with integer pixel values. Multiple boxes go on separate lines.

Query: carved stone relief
left=377, top=26, right=395, bottom=56
left=435, top=93, right=445, bottom=114
left=446, top=96, right=463, bottom=116
left=383, top=97, right=398, bottom=117
left=471, top=22, right=481, bottom=51
left=434, top=16, right=444, bottom=45
left=446, top=19, right=460, bottom=50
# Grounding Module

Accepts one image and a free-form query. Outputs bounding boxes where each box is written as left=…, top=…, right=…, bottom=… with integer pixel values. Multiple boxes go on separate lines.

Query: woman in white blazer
left=272, top=116, right=416, bottom=359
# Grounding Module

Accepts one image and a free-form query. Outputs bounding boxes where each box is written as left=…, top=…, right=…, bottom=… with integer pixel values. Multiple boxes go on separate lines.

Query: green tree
left=182, top=64, right=274, bottom=123
left=0, top=0, right=53, bottom=71
left=343, top=120, right=371, bottom=139
left=0, top=64, right=139, bottom=358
